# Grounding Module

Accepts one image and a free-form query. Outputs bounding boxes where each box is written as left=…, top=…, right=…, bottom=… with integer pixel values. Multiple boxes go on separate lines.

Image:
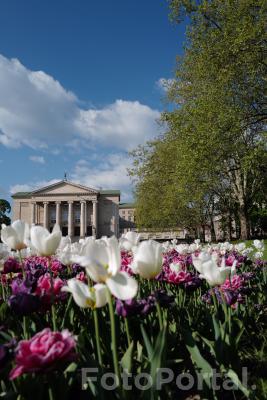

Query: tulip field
left=0, top=221, right=266, bottom=399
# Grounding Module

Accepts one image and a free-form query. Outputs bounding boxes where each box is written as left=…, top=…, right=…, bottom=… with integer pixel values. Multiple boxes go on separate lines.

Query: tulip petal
left=106, top=271, right=138, bottom=300
left=43, top=231, right=62, bottom=256
left=31, top=226, right=49, bottom=254
left=105, top=236, right=121, bottom=276
left=12, top=220, right=29, bottom=243
left=85, top=261, right=109, bottom=283
left=82, top=240, right=109, bottom=266
left=62, top=279, right=90, bottom=308
left=1, top=226, right=19, bottom=249
left=94, top=283, right=108, bottom=307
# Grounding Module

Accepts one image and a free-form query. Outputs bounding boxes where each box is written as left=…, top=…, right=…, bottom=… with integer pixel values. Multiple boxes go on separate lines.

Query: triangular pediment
left=32, top=180, right=99, bottom=195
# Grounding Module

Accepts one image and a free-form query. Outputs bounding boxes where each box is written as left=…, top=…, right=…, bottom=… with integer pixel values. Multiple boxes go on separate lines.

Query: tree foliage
left=0, top=199, right=11, bottom=226
left=129, top=0, right=267, bottom=239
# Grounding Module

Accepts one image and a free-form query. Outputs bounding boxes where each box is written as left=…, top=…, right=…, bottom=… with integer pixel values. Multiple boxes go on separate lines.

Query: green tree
left=130, top=0, right=267, bottom=239
left=0, top=199, right=11, bottom=226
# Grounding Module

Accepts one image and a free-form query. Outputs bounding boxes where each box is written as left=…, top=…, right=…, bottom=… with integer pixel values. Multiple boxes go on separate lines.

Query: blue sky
left=0, top=0, right=186, bottom=203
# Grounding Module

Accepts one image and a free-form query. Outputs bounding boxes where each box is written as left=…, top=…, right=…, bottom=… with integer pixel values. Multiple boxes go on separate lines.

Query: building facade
left=118, top=203, right=235, bottom=242
left=119, top=203, right=136, bottom=234
left=119, top=203, right=188, bottom=240
left=12, top=180, right=120, bottom=239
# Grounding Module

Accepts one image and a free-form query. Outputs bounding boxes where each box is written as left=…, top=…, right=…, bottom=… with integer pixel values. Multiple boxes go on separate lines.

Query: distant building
left=12, top=180, right=120, bottom=239
left=119, top=203, right=188, bottom=241
left=119, top=203, right=136, bottom=234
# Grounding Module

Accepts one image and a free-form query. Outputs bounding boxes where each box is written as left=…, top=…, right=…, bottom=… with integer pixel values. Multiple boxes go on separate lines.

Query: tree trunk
left=228, top=214, right=232, bottom=241
left=238, top=207, right=249, bottom=240
left=202, top=225, right=206, bottom=242
left=210, top=216, right=216, bottom=242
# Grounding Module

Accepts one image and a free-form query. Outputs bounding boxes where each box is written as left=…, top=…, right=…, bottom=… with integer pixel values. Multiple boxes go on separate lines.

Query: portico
left=32, top=199, right=98, bottom=238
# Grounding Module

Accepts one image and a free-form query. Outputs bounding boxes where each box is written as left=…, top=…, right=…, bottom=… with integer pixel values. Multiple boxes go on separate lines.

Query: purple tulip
left=24, top=262, right=47, bottom=279
left=8, top=293, right=41, bottom=316
left=0, top=346, right=8, bottom=370
left=116, top=299, right=145, bottom=318
left=3, top=258, right=21, bottom=274
left=11, top=275, right=36, bottom=295
left=151, top=289, right=175, bottom=308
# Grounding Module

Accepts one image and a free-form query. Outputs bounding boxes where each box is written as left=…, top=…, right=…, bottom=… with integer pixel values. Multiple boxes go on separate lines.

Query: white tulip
left=131, top=240, right=163, bottom=279
left=0, top=243, right=9, bottom=261
left=194, top=239, right=201, bottom=249
left=192, top=252, right=235, bottom=286
left=175, top=244, right=189, bottom=255
left=62, top=279, right=108, bottom=308
left=235, top=243, right=246, bottom=252
left=192, top=252, right=213, bottom=275
left=119, top=231, right=140, bottom=252
left=30, top=224, right=62, bottom=256
left=58, top=236, right=72, bottom=251
left=1, top=220, right=30, bottom=251
left=253, top=240, right=264, bottom=251
left=0, top=243, right=10, bottom=272
left=162, top=241, right=171, bottom=252
left=73, top=236, right=138, bottom=300
left=254, top=251, right=263, bottom=259
left=56, top=244, right=73, bottom=266
left=241, top=247, right=253, bottom=256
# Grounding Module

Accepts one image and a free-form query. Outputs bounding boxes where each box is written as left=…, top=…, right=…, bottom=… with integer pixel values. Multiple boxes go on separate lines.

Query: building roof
left=12, top=180, right=120, bottom=198
left=119, top=202, right=136, bottom=209
left=12, top=192, right=31, bottom=198
left=100, top=190, right=121, bottom=195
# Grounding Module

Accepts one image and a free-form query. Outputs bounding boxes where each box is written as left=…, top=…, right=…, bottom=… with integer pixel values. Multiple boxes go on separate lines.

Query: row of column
left=31, top=200, right=98, bottom=237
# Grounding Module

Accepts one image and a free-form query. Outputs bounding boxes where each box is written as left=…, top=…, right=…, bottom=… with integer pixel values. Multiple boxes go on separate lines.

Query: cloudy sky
left=0, top=0, right=186, bottom=203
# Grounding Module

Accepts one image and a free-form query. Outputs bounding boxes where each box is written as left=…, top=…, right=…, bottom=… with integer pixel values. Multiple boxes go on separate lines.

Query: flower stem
left=1, top=279, right=5, bottom=302
left=51, top=304, right=57, bottom=331
left=211, top=289, right=218, bottom=314
left=107, top=290, right=121, bottom=387
left=18, top=250, right=25, bottom=278
left=93, top=308, right=103, bottom=366
left=156, top=302, right=163, bottom=330
left=23, top=316, right=28, bottom=339
left=125, top=317, right=131, bottom=347
left=48, top=387, right=54, bottom=400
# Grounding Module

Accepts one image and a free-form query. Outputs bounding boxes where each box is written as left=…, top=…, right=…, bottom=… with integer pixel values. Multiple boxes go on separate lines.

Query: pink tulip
left=9, top=328, right=76, bottom=379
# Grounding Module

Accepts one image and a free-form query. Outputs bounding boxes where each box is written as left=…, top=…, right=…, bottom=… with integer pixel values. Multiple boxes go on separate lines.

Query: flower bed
left=0, top=222, right=266, bottom=399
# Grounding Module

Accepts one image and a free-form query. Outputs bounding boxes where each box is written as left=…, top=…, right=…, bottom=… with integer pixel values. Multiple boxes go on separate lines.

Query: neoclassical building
left=12, top=180, right=120, bottom=238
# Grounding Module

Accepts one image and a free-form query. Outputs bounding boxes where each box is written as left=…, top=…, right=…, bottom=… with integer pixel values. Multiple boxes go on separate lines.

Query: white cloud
left=0, top=54, right=161, bottom=151
left=156, top=77, right=175, bottom=93
left=71, top=153, right=133, bottom=200
left=76, top=100, right=161, bottom=150
left=29, top=155, right=45, bottom=164
left=0, top=55, right=78, bottom=148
